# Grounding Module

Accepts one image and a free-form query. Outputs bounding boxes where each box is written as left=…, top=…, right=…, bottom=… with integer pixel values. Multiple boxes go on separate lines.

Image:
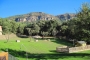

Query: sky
left=0, top=0, right=90, bottom=18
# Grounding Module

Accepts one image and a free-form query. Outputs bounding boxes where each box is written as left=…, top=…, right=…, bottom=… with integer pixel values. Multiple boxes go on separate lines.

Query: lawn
left=0, top=35, right=90, bottom=60
left=0, top=38, right=70, bottom=53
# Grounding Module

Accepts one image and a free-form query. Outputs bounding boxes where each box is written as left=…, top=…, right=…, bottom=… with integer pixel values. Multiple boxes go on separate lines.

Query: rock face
left=8, top=12, right=59, bottom=22
left=56, top=13, right=76, bottom=21
left=8, top=12, right=76, bottom=22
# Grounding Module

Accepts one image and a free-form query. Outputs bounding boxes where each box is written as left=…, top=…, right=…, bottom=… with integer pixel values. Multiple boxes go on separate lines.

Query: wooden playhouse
left=0, top=52, right=8, bottom=60
left=76, top=41, right=86, bottom=47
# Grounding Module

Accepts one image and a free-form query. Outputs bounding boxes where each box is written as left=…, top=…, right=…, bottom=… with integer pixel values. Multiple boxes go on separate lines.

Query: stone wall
left=56, top=46, right=69, bottom=53
left=68, top=45, right=90, bottom=53
left=56, top=45, right=90, bottom=53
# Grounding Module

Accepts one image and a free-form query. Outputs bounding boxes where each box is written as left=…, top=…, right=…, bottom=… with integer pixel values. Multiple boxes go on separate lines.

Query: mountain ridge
left=7, top=12, right=76, bottom=22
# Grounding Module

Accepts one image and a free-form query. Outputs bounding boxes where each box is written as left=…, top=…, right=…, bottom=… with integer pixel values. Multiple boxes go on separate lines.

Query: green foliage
left=0, top=18, right=27, bottom=37
left=24, top=20, right=61, bottom=36
left=62, top=3, right=90, bottom=42
left=52, top=28, right=58, bottom=37
left=25, top=22, right=40, bottom=35
left=10, top=20, right=19, bottom=33
left=61, top=25, right=68, bottom=31
left=41, top=31, right=48, bottom=37
left=17, top=22, right=26, bottom=34
left=0, top=18, right=62, bottom=37
left=26, top=28, right=32, bottom=35
left=74, top=3, right=90, bottom=41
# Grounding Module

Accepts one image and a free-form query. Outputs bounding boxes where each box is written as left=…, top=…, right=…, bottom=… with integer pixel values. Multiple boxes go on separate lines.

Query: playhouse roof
left=77, top=41, right=86, bottom=44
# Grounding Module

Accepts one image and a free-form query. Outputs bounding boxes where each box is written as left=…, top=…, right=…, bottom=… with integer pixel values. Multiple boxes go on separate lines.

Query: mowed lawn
left=0, top=35, right=90, bottom=60
left=0, top=37, right=70, bottom=60
left=0, top=38, right=68, bottom=53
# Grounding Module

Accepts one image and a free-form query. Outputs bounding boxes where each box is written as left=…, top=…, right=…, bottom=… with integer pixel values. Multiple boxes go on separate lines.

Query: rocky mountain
left=8, top=12, right=59, bottom=22
left=56, top=13, right=76, bottom=21
left=7, top=12, right=76, bottom=22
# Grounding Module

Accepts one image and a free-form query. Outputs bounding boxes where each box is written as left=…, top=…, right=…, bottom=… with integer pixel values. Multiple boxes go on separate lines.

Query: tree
left=41, top=31, right=48, bottom=39
left=60, top=22, right=69, bottom=38
left=10, top=20, right=19, bottom=33
left=0, top=18, right=12, bottom=42
left=25, top=23, right=40, bottom=35
left=52, top=28, right=58, bottom=38
left=75, top=3, right=90, bottom=42
left=26, top=28, right=32, bottom=41
left=65, top=3, right=90, bottom=42
left=31, top=24, right=40, bottom=35
left=17, top=23, right=26, bottom=35
left=26, top=28, right=32, bottom=36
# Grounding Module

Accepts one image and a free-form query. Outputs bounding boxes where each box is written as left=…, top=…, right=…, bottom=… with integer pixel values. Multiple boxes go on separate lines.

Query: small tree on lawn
left=2, top=19, right=12, bottom=43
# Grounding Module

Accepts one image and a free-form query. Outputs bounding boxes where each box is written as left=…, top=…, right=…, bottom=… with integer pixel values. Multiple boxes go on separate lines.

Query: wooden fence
left=8, top=54, right=19, bottom=60
left=56, top=45, right=90, bottom=53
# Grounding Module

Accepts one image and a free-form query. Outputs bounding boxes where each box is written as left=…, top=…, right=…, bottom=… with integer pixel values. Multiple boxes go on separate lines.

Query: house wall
left=0, top=26, right=2, bottom=35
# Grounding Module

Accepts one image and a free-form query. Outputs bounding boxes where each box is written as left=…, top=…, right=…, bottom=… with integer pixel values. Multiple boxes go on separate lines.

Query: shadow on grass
left=16, top=34, right=29, bottom=38
left=36, top=38, right=72, bottom=46
left=1, top=48, right=90, bottom=60
left=50, top=38, right=73, bottom=47
left=35, top=38, right=54, bottom=40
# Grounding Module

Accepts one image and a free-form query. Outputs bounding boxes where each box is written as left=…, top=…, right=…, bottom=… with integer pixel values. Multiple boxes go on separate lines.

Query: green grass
left=0, top=37, right=72, bottom=53
left=0, top=36, right=90, bottom=60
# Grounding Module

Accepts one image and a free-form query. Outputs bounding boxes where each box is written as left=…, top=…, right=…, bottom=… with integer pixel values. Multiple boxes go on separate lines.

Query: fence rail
left=8, top=54, right=19, bottom=60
